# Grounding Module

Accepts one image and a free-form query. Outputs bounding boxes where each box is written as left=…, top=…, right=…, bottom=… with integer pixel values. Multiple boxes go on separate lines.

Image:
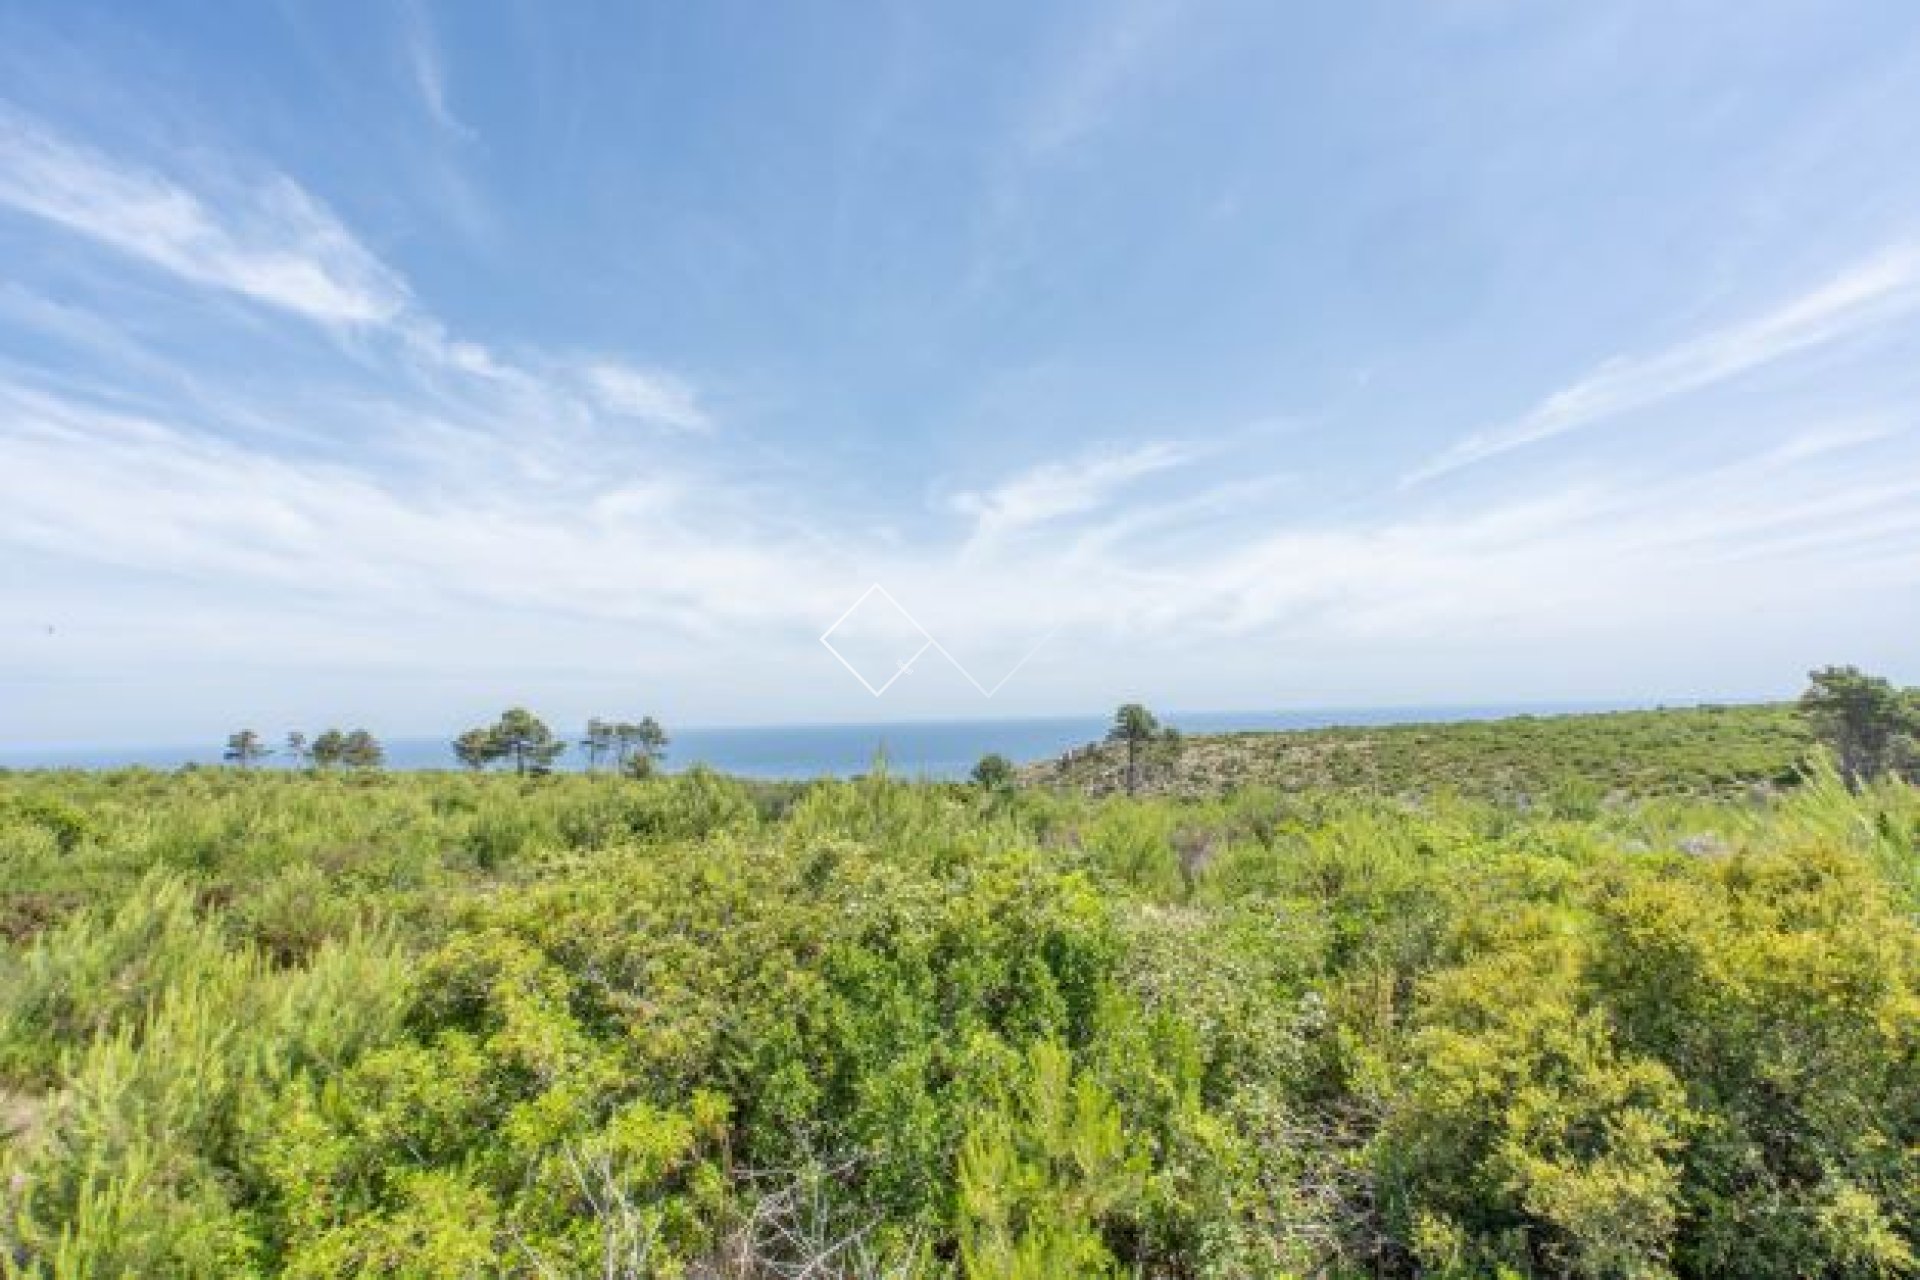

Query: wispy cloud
left=1405, top=243, right=1920, bottom=485
left=1759, top=418, right=1904, bottom=466
left=402, top=1, right=474, bottom=141
left=581, top=360, right=711, bottom=433
left=0, top=106, right=712, bottom=443
left=0, top=378, right=821, bottom=635
left=950, top=440, right=1192, bottom=547
left=0, top=105, right=409, bottom=327
left=1021, top=0, right=1179, bottom=157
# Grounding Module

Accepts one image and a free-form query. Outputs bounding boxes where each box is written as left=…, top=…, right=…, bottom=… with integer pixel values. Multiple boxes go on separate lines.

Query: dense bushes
left=0, top=878, right=411, bottom=1275
left=1, top=757, right=1915, bottom=1276
left=1371, top=830, right=1919, bottom=1277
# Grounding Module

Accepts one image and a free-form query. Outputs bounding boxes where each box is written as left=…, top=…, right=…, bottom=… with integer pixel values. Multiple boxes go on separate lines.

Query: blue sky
left=4, top=0, right=1920, bottom=742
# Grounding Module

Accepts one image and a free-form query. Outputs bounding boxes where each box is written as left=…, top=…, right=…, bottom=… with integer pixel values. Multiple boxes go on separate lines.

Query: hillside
left=1020, top=702, right=1812, bottom=801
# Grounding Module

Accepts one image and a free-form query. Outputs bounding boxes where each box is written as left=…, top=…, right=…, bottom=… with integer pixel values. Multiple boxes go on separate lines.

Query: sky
left=4, top=0, right=1920, bottom=744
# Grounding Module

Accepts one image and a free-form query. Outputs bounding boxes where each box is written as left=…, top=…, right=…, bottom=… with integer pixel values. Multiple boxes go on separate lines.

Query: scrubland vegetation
left=1, top=686, right=1916, bottom=1277
left=1026, top=703, right=1813, bottom=803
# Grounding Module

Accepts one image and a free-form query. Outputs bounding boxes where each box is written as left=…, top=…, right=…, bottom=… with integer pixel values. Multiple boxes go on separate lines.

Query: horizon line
left=0, top=692, right=1796, bottom=758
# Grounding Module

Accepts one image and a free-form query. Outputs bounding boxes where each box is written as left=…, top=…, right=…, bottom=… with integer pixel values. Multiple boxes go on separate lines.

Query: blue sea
left=0, top=702, right=1640, bottom=780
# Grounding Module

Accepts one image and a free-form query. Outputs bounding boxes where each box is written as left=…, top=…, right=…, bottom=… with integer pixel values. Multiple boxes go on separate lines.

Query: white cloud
left=1758, top=419, right=1902, bottom=465
left=0, top=379, right=822, bottom=632
left=950, top=440, right=1192, bottom=546
left=0, top=108, right=717, bottom=454
left=1406, top=243, right=1920, bottom=485
left=6, top=343, right=1920, bottom=732
left=581, top=360, right=711, bottom=432
left=0, top=106, right=409, bottom=327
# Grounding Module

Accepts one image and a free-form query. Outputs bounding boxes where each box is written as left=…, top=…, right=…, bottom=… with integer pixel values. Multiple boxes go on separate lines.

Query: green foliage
left=455, top=706, right=570, bottom=775
left=1, top=792, right=91, bottom=856
left=223, top=729, right=271, bottom=769
left=308, top=726, right=383, bottom=771
left=1800, top=664, right=1920, bottom=787
left=1108, top=704, right=1160, bottom=743
left=623, top=717, right=672, bottom=776
left=579, top=715, right=671, bottom=776
left=235, top=861, right=362, bottom=964
left=1379, top=932, right=1694, bottom=1278
left=1107, top=703, right=1170, bottom=795
left=0, top=874, right=409, bottom=1276
left=452, top=726, right=494, bottom=771
left=972, top=752, right=1015, bottom=791
left=958, top=1042, right=1147, bottom=1279
left=0, top=736, right=1914, bottom=1277
left=1584, top=836, right=1920, bottom=1278
left=1038, top=703, right=1813, bottom=802
left=310, top=728, right=347, bottom=769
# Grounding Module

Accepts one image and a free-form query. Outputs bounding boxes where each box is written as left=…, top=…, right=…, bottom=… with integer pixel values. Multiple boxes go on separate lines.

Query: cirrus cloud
left=0, top=104, right=409, bottom=327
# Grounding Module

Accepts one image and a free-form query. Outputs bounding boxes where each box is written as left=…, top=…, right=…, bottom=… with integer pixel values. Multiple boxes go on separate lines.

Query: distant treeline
left=221, top=709, right=670, bottom=777
left=213, top=667, right=1920, bottom=803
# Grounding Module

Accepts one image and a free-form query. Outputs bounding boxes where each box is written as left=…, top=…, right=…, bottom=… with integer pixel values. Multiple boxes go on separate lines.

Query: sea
left=0, top=702, right=1641, bottom=780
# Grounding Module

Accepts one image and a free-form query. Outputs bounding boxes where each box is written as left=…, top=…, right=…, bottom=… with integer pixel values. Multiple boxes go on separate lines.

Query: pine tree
left=1800, top=666, right=1920, bottom=786
left=972, top=752, right=1014, bottom=790
left=489, top=708, right=565, bottom=776
left=1107, top=704, right=1161, bottom=796
left=340, top=730, right=384, bottom=771
left=580, top=718, right=612, bottom=773
left=620, top=717, right=670, bottom=778
left=310, top=729, right=348, bottom=769
left=223, top=730, right=270, bottom=770
left=453, top=727, right=497, bottom=772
